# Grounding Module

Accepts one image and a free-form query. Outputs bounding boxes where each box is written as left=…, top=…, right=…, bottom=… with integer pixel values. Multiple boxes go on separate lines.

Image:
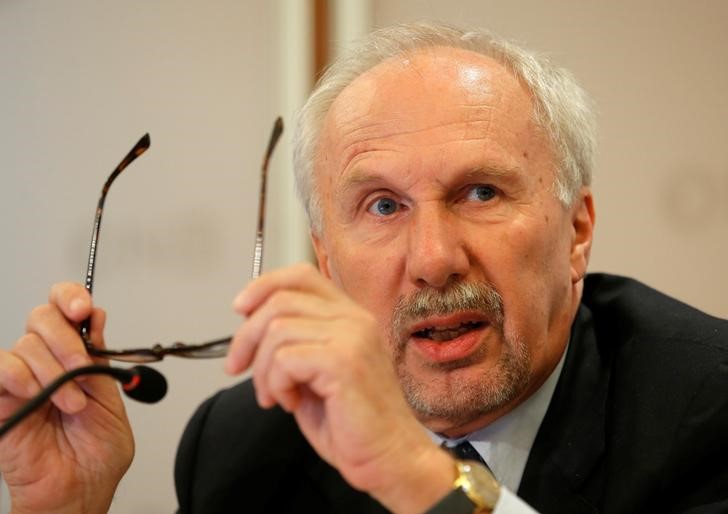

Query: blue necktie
left=443, top=440, right=493, bottom=475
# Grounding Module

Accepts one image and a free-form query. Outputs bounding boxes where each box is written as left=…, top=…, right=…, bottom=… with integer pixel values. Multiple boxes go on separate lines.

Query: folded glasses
left=79, top=118, right=283, bottom=362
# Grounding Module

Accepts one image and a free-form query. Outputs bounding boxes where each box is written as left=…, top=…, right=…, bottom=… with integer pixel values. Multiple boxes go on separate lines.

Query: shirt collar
left=427, top=344, right=568, bottom=492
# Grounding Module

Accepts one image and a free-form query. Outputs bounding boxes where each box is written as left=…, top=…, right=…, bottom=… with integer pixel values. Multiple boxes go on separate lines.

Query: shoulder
left=569, top=274, right=728, bottom=509
left=580, top=273, right=727, bottom=397
left=582, top=273, right=727, bottom=354
left=177, top=378, right=305, bottom=455
left=174, top=379, right=387, bottom=514
left=174, top=379, right=315, bottom=512
left=580, top=273, right=728, bottom=445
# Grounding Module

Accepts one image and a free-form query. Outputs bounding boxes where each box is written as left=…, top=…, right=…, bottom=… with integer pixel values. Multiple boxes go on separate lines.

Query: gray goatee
left=389, top=280, right=530, bottom=426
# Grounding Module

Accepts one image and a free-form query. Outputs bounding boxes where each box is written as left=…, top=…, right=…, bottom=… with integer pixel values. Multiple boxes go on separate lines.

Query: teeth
left=414, top=321, right=483, bottom=342
left=430, top=326, right=470, bottom=341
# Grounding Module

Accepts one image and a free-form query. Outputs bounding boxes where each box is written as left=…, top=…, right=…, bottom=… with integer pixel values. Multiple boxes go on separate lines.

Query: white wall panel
left=0, top=1, right=311, bottom=511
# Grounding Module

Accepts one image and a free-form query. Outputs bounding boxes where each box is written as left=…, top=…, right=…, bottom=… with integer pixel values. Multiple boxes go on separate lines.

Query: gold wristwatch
left=425, top=460, right=501, bottom=514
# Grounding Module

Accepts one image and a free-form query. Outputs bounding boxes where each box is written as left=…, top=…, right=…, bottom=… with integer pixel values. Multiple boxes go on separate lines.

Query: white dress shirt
left=427, top=346, right=568, bottom=513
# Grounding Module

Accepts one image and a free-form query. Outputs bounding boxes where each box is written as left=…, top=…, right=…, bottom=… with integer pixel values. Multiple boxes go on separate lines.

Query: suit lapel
left=518, top=304, right=613, bottom=513
left=304, top=455, right=391, bottom=514
left=293, top=306, right=614, bottom=514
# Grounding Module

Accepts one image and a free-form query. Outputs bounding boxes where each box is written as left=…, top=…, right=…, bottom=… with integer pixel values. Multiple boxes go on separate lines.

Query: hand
left=225, top=263, right=455, bottom=514
left=0, top=283, right=133, bottom=514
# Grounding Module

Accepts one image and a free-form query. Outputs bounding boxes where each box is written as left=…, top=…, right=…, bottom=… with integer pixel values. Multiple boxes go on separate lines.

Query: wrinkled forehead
left=338, top=47, right=509, bottom=108
left=316, top=46, right=537, bottom=169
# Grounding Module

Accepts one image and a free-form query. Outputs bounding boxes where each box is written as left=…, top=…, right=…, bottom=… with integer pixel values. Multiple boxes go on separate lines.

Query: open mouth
left=411, top=320, right=486, bottom=342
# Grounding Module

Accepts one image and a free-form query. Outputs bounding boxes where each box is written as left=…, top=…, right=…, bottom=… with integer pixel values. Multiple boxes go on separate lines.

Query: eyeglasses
left=79, top=118, right=283, bottom=362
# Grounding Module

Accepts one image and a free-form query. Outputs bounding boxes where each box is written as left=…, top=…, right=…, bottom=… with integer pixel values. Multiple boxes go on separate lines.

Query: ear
left=311, top=231, right=333, bottom=280
left=570, top=188, right=596, bottom=284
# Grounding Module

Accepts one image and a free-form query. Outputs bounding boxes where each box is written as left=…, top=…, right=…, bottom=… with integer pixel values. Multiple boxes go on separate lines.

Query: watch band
left=425, top=486, right=480, bottom=514
left=424, top=459, right=499, bottom=514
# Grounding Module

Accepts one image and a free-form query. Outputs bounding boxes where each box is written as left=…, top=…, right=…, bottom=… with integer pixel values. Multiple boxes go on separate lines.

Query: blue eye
left=369, top=197, right=399, bottom=216
left=467, top=185, right=496, bottom=202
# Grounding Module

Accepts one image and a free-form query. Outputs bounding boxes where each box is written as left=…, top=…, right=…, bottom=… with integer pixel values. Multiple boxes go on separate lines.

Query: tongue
left=412, top=323, right=484, bottom=363
left=429, top=325, right=473, bottom=342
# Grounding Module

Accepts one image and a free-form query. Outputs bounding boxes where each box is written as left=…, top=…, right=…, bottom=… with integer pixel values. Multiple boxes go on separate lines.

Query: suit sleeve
left=172, top=379, right=349, bottom=514
left=175, top=391, right=219, bottom=513
left=668, top=358, right=728, bottom=513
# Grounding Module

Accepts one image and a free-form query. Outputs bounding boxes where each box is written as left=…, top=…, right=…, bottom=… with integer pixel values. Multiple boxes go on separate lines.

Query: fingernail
left=223, top=357, right=237, bottom=375
left=26, top=380, right=41, bottom=397
left=70, top=297, right=87, bottom=315
left=69, top=354, right=92, bottom=370
left=232, top=292, right=247, bottom=311
left=65, top=388, right=87, bottom=413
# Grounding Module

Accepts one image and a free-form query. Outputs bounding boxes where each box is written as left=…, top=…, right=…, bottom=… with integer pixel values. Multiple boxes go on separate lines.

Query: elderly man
left=1, top=22, right=727, bottom=514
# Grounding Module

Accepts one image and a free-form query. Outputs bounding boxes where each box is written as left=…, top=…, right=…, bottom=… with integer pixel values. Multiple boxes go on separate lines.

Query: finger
left=83, top=307, right=111, bottom=371
left=265, top=343, right=335, bottom=411
left=256, top=345, right=302, bottom=412
left=26, top=304, right=93, bottom=371
left=14, top=333, right=87, bottom=414
left=88, top=307, right=107, bottom=349
left=68, top=309, right=123, bottom=408
left=226, top=290, right=333, bottom=374
left=251, top=317, right=331, bottom=407
left=0, top=350, right=42, bottom=400
left=233, top=262, right=340, bottom=316
left=48, top=282, right=93, bottom=323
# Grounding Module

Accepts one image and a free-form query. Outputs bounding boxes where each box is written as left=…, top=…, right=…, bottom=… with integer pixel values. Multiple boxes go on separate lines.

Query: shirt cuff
left=493, top=487, right=539, bottom=514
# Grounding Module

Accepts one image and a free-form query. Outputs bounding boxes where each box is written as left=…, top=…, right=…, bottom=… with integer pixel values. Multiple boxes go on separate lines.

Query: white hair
left=293, top=21, right=596, bottom=233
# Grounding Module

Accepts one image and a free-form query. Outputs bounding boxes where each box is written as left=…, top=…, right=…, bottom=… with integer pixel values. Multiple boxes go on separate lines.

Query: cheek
left=507, top=208, right=570, bottom=277
left=330, top=242, right=403, bottom=311
left=491, top=214, right=569, bottom=311
left=336, top=251, right=404, bottom=346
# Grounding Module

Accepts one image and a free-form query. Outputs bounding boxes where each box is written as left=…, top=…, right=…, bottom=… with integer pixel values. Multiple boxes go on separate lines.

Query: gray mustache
left=392, top=281, right=504, bottom=339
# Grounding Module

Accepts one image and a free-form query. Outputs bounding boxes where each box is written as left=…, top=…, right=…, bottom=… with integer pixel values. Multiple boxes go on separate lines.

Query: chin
left=397, top=344, right=531, bottom=430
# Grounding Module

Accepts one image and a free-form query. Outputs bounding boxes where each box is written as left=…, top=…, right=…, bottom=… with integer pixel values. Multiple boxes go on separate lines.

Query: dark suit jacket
left=175, top=274, right=728, bottom=513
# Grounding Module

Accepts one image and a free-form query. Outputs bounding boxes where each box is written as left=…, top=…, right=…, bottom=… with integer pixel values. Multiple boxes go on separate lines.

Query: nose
left=405, top=203, right=470, bottom=288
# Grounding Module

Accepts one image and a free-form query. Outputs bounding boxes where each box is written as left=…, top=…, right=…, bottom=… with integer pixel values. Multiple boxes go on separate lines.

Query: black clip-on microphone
left=0, top=364, right=167, bottom=439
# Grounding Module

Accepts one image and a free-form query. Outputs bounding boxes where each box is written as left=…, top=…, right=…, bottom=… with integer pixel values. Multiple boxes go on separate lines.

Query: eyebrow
left=340, top=170, right=389, bottom=196
left=461, top=165, right=524, bottom=181
left=340, top=163, right=525, bottom=196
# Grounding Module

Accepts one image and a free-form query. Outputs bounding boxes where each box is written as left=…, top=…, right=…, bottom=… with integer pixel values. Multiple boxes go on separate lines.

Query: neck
left=428, top=279, right=584, bottom=438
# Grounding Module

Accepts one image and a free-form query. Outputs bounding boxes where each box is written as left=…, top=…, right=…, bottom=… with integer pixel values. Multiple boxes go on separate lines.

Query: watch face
left=458, top=461, right=500, bottom=509
left=426, top=460, right=501, bottom=514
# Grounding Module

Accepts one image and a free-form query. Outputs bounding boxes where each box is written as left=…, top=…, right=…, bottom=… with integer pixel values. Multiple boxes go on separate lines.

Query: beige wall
left=0, top=1, right=309, bottom=512
left=373, top=0, right=728, bottom=318
left=1, top=1, right=726, bottom=512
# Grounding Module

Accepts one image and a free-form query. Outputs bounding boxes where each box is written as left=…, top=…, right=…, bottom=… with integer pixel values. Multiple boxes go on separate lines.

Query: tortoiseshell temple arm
left=79, top=117, right=284, bottom=362
left=81, top=133, right=151, bottom=348
left=252, top=117, right=283, bottom=279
